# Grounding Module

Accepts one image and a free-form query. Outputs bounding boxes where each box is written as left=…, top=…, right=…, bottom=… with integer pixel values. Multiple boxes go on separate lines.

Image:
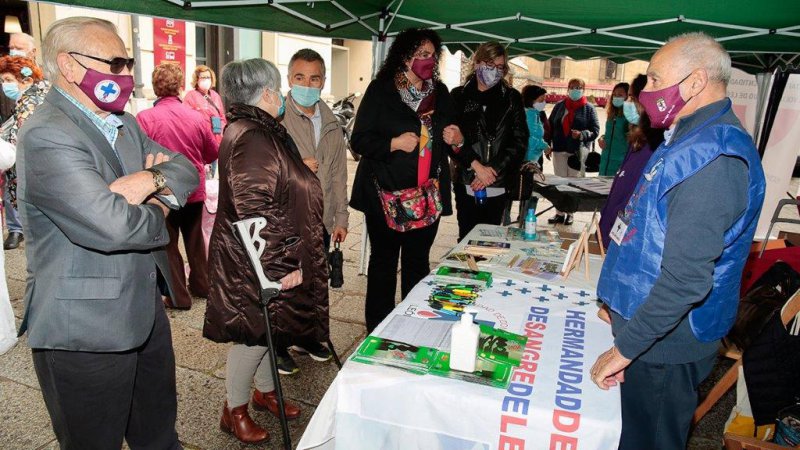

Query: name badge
left=609, top=214, right=629, bottom=246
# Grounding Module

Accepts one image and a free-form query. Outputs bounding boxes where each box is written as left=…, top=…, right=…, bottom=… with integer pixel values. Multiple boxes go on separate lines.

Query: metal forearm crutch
left=233, top=218, right=292, bottom=450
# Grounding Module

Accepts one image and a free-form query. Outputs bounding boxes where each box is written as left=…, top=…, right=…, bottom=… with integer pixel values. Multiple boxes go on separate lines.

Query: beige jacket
left=283, top=93, right=349, bottom=232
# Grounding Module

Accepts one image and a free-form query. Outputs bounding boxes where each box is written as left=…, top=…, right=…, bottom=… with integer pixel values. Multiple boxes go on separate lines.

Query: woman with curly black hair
left=350, top=28, right=470, bottom=331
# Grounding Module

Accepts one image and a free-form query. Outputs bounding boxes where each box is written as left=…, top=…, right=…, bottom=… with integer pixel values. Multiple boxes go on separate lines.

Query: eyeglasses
left=69, top=52, right=135, bottom=74
left=481, top=60, right=508, bottom=72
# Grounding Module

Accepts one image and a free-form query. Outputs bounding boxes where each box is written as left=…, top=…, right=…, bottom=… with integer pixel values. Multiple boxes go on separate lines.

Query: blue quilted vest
left=597, top=100, right=766, bottom=342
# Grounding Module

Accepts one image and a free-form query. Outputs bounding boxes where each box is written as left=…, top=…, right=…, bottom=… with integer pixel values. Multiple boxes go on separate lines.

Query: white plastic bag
left=0, top=222, right=18, bottom=355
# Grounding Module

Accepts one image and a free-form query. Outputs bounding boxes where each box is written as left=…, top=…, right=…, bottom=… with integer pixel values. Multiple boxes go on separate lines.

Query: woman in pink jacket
left=137, top=63, right=219, bottom=309
left=184, top=65, right=226, bottom=145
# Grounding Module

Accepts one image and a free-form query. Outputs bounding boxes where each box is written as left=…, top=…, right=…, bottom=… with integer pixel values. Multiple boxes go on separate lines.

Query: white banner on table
left=329, top=276, right=622, bottom=450
left=299, top=224, right=620, bottom=450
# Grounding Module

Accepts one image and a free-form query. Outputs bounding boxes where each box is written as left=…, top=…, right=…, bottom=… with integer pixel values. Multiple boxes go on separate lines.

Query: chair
left=694, top=289, right=800, bottom=426
left=759, top=198, right=800, bottom=257
left=723, top=432, right=790, bottom=450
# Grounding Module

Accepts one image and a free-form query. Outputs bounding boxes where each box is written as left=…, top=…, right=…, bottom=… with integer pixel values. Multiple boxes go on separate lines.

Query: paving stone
left=0, top=333, right=39, bottom=390
left=0, top=378, right=55, bottom=450
left=170, top=320, right=230, bottom=375
left=167, top=297, right=210, bottom=331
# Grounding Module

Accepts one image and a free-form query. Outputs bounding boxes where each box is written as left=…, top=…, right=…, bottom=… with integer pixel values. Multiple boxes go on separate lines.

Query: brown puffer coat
left=203, top=103, right=329, bottom=347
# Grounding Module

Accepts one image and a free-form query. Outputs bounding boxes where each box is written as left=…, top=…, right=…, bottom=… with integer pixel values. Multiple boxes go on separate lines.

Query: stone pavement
left=0, top=154, right=771, bottom=449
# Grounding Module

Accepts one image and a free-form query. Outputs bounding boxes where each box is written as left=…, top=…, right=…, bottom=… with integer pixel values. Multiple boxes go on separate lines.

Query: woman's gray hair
left=221, top=58, right=281, bottom=106
left=42, top=17, right=118, bottom=82
left=667, top=32, right=732, bottom=86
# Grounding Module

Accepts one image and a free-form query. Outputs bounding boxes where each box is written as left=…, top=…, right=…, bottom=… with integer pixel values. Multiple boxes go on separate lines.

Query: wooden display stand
left=561, top=214, right=605, bottom=280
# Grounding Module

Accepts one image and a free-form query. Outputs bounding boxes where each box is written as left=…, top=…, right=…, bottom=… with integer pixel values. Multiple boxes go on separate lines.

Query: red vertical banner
left=153, top=18, right=186, bottom=74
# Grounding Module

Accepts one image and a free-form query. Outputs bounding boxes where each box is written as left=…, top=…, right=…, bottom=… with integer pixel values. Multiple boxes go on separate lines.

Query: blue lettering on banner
left=498, top=306, right=549, bottom=449
left=550, top=310, right=587, bottom=448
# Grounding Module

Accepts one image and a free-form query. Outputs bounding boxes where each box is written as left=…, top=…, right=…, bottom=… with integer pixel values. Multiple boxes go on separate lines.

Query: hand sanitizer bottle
left=449, top=307, right=480, bottom=372
left=524, top=208, right=537, bottom=241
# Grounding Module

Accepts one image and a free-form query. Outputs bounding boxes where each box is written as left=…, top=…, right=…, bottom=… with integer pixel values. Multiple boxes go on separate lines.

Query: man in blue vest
left=590, top=32, right=766, bottom=450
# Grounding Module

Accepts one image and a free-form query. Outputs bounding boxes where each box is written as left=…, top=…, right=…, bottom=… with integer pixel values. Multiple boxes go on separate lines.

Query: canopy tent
left=39, top=0, right=800, bottom=74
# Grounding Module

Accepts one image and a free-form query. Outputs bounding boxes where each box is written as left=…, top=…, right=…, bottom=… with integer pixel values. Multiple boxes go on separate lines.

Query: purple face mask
left=638, top=73, right=693, bottom=129
left=76, top=67, right=135, bottom=113
left=411, top=57, right=435, bottom=80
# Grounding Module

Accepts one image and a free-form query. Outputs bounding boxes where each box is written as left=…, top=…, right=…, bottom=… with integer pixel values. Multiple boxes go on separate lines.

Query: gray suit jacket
left=16, top=88, right=199, bottom=351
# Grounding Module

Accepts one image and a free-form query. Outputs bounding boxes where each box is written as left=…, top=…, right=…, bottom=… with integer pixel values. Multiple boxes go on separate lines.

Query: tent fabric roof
left=42, top=0, right=800, bottom=73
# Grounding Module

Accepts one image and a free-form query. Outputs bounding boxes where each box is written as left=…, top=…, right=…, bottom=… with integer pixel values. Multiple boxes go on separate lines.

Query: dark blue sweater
left=611, top=99, right=749, bottom=364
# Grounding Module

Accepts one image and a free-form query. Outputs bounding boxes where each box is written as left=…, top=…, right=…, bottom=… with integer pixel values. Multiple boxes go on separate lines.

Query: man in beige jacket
left=280, top=48, right=349, bottom=374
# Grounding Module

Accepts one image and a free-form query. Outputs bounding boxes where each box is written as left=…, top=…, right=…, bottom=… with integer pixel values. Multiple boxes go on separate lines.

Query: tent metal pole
left=717, top=31, right=771, bottom=43
left=383, top=0, right=403, bottom=35
left=451, top=16, right=518, bottom=28
left=270, top=3, right=328, bottom=29
left=330, top=1, right=377, bottom=34
left=598, top=18, right=679, bottom=32
left=681, top=18, right=765, bottom=33
left=131, top=14, right=145, bottom=99
left=371, top=13, right=386, bottom=80
left=597, top=31, right=663, bottom=46
left=392, top=13, right=443, bottom=27
left=451, top=25, right=512, bottom=42
left=520, top=30, right=588, bottom=43
left=329, top=11, right=380, bottom=30
left=752, top=72, right=773, bottom=146
left=519, top=15, right=587, bottom=31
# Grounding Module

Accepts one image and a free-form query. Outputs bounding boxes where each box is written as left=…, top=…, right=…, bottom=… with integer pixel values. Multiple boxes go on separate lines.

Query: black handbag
left=584, top=142, right=601, bottom=173
left=328, top=241, right=344, bottom=288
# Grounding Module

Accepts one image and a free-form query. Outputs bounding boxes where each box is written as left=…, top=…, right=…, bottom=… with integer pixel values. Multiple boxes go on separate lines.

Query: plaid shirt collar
left=54, top=86, right=123, bottom=148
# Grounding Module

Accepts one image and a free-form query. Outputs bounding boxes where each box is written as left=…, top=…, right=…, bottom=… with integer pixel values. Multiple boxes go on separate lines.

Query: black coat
left=350, top=77, right=468, bottom=217
left=450, top=78, right=528, bottom=187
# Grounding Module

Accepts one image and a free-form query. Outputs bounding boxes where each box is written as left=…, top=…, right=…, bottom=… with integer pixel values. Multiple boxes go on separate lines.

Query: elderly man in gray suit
left=16, top=17, right=198, bottom=450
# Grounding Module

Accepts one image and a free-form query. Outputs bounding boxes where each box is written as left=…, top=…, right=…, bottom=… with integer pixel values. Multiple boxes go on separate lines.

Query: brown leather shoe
left=251, top=389, right=301, bottom=420
left=219, top=401, right=269, bottom=444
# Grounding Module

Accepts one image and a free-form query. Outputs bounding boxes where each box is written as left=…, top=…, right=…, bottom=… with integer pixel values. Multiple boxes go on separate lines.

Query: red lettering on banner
left=499, top=434, right=526, bottom=450
left=512, top=369, right=535, bottom=384
left=553, top=409, right=581, bottom=432
left=549, top=434, right=578, bottom=450
left=500, top=413, right=527, bottom=432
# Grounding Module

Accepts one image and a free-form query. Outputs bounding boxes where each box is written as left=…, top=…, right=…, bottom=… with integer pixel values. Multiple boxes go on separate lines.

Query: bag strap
left=204, top=94, right=222, bottom=115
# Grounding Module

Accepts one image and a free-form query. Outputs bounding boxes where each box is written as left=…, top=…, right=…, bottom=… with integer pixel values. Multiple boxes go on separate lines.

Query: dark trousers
left=32, top=296, right=180, bottom=450
left=364, top=213, right=439, bottom=332
left=619, top=353, right=717, bottom=450
left=165, top=202, right=208, bottom=308
left=453, top=184, right=507, bottom=241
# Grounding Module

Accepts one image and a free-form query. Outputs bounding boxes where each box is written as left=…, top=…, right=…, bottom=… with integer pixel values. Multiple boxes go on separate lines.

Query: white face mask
left=198, top=79, right=212, bottom=91
left=9, top=49, right=27, bottom=57
left=533, top=101, right=546, bottom=111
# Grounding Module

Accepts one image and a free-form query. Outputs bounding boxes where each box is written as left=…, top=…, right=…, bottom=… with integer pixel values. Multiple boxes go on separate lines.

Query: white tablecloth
left=298, top=225, right=621, bottom=450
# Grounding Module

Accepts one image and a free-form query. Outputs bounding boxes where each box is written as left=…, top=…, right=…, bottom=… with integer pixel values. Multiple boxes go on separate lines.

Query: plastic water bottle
left=474, top=188, right=487, bottom=205
left=524, top=208, right=537, bottom=241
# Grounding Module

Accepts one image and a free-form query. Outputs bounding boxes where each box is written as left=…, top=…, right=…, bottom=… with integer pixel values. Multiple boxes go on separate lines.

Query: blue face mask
left=612, top=96, right=625, bottom=108
left=568, top=89, right=583, bottom=101
left=291, top=84, right=321, bottom=108
left=9, top=49, right=26, bottom=57
left=2, top=82, right=21, bottom=101
left=269, top=89, right=285, bottom=117
left=623, top=101, right=640, bottom=125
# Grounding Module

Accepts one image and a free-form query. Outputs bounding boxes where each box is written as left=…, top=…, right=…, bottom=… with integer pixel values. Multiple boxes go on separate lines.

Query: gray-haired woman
left=202, top=58, right=328, bottom=444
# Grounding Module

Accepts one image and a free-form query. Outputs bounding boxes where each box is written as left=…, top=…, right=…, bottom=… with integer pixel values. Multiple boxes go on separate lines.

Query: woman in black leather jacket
left=451, top=41, right=528, bottom=240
